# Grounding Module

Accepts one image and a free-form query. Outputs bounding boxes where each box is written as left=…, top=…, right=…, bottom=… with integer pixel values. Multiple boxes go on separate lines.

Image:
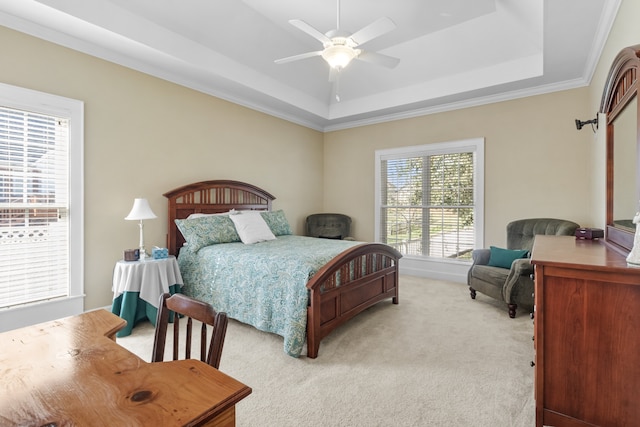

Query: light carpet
left=117, top=275, right=536, bottom=427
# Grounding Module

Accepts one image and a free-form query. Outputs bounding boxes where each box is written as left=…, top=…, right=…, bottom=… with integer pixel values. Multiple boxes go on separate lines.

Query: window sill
left=0, top=295, right=85, bottom=333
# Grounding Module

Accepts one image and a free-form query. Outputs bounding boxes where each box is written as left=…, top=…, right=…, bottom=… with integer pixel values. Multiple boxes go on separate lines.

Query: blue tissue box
left=152, top=247, right=168, bottom=259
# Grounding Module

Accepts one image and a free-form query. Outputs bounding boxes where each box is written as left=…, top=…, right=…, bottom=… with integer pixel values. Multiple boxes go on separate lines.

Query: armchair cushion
left=470, top=265, right=510, bottom=287
left=487, top=246, right=529, bottom=269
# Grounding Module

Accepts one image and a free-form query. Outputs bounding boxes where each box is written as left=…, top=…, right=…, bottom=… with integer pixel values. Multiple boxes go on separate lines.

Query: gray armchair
left=306, top=213, right=352, bottom=240
left=467, top=218, right=580, bottom=318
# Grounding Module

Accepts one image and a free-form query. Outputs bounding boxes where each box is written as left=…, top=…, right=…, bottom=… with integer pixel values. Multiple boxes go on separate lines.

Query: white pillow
left=229, top=211, right=276, bottom=244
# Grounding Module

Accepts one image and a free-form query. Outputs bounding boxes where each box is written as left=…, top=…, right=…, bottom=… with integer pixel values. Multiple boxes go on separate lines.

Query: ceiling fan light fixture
left=322, top=44, right=359, bottom=70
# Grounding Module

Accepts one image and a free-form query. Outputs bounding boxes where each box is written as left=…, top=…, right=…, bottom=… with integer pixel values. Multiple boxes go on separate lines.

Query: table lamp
left=125, top=198, right=157, bottom=260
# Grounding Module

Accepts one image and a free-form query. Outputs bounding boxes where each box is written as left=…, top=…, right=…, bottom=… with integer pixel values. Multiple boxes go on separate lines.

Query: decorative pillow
left=174, top=215, right=240, bottom=252
left=487, top=246, right=529, bottom=269
left=261, top=210, right=292, bottom=236
left=229, top=211, right=277, bottom=244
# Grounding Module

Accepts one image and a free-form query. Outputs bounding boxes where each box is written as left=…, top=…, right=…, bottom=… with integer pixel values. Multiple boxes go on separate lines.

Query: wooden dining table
left=0, top=309, right=251, bottom=426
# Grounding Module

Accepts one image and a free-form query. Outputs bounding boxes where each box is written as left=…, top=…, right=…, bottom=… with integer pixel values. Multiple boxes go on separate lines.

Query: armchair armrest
left=502, top=258, right=534, bottom=302
left=510, top=257, right=534, bottom=276
left=471, top=248, right=491, bottom=266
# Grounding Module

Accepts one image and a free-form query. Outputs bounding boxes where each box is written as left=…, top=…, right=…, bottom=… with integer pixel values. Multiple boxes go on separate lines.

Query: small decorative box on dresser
left=530, top=235, right=640, bottom=427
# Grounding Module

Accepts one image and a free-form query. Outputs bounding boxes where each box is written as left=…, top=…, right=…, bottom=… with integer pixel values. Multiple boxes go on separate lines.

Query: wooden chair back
left=152, top=293, right=228, bottom=369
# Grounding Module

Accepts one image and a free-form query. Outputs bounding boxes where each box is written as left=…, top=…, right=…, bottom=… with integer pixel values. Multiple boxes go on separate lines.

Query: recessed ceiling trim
left=328, top=53, right=543, bottom=119
left=0, top=0, right=622, bottom=132
left=324, top=76, right=591, bottom=132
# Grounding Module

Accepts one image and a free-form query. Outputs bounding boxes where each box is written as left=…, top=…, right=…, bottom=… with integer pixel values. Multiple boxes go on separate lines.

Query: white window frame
left=0, top=82, right=84, bottom=331
left=375, top=138, right=484, bottom=283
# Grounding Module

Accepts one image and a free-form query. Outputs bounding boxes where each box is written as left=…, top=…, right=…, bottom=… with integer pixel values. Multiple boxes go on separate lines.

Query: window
left=0, top=83, right=83, bottom=330
left=375, top=138, right=484, bottom=266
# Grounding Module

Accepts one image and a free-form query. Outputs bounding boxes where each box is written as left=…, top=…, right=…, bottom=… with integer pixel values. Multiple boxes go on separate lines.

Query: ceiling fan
left=275, top=0, right=400, bottom=84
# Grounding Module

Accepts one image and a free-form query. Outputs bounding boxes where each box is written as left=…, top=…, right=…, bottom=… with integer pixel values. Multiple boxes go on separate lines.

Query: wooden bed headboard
left=163, top=180, right=275, bottom=255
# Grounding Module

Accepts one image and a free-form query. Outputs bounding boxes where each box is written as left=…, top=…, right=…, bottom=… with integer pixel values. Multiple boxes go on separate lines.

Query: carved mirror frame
left=600, top=44, right=640, bottom=253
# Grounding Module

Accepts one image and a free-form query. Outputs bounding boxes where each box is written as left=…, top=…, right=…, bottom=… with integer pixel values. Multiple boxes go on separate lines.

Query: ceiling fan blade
left=357, top=51, right=400, bottom=69
left=289, top=19, right=331, bottom=44
left=349, top=17, right=396, bottom=46
left=275, top=50, right=323, bottom=65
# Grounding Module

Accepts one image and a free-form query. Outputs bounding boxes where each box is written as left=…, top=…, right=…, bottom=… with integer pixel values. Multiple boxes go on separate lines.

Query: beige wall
left=2, top=0, right=640, bottom=310
left=0, top=26, right=324, bottom=310
left=324, top=89, right=595, bottom=246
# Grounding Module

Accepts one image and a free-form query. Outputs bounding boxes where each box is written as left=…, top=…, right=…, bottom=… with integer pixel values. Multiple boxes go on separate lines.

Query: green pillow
left=175, top=215, right=240, bottom=252
left=260, top=210, right=292, bottom=236
left=487, top=246, right=529, bottom=269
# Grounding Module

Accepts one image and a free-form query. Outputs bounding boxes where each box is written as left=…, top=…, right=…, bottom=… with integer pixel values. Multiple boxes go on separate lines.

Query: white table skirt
left=112, top=256, right=183, bottom=308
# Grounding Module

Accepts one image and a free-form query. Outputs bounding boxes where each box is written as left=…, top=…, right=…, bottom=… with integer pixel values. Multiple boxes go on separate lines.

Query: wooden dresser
left=531, top=235, right=640, bottom=427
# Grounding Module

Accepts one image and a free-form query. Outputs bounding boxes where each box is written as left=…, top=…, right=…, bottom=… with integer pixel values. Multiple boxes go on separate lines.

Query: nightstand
left=111, top=255, right=183, bottom=337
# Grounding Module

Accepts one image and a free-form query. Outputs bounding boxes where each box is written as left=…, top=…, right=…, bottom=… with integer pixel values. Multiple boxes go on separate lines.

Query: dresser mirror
left=612, top=96, right=637, bottom=231
left=601, top=44, right=640, bottom=253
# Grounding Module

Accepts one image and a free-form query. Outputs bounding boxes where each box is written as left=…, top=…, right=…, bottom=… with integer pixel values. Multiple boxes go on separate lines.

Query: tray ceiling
left=0, top=0, right=621, bottom=131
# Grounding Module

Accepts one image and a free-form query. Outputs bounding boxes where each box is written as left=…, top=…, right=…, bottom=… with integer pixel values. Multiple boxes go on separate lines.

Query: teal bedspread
left=177, top=235, right=361, bottom=357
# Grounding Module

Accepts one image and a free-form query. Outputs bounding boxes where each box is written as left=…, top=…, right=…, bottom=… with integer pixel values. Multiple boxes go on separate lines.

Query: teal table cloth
left=111, top=256, right=183, bottom=337
left=111, top=284, right=181, bottom=337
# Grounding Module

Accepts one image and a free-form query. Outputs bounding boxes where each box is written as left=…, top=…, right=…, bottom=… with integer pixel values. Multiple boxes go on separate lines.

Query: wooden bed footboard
left=306, top=243, right=402, bottom=359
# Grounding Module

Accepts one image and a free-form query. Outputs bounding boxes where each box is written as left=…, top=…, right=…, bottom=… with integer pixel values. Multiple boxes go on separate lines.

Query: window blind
left=379, top=149, right=475, bottom=260
left=0, top=106, right=69, bottom=308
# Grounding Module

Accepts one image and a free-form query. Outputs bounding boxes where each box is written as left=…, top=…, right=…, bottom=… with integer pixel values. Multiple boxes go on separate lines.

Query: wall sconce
left=575, top=116, right=598, bottom=132
left=125, top=198, right=157, bottom=260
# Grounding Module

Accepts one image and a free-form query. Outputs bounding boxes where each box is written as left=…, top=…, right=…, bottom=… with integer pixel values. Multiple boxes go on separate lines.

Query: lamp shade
left=125, top=198, right=157, bottom=221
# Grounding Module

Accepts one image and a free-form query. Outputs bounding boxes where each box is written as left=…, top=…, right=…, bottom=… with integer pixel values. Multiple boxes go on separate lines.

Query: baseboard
left=399, top=257, right=468, bottom=284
